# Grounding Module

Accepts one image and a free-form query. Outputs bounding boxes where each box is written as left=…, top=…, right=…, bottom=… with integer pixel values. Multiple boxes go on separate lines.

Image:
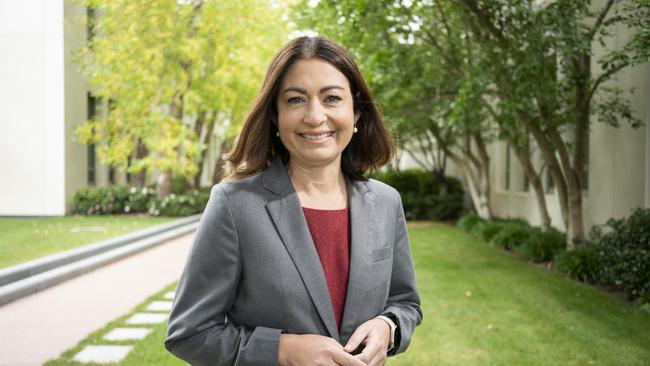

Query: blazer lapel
left=263, top=158, right=341, bottom=341
left=339, top=177, right=376, bottom=341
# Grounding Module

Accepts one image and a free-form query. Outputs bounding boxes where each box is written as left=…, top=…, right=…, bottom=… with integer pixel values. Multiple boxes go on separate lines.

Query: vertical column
left=44, top=0, right=66, bottom=215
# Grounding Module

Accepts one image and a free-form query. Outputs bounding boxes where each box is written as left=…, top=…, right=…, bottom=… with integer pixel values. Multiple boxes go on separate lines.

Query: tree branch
left=587, top=61, right=627, bottom=105
left=588, top=0, right=616, bottom=41
left=460, top=0, right=509, bottom=46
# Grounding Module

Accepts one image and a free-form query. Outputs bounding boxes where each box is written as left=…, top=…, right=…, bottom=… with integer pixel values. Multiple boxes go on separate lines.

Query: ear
left=354, top=111, right=361, bottom=123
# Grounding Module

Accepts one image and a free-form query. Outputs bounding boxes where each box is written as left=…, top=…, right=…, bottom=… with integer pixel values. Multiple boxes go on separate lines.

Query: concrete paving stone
left=146, top=300, right=173, bottom=312
left=163, top=291, right=175, bottom=300
left=103, top=327, right=153, bottom=341
left=72, top=345, right=133, bottom=363
left=125, top=312, right=168, bottom=325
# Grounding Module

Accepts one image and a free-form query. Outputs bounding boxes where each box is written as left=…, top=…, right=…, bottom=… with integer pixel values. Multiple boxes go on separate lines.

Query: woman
left=165, top=37, right=422, bottom=366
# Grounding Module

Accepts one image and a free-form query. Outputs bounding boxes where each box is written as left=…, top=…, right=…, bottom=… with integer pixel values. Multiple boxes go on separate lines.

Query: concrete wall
left=0, top=0, right=89, bottom=216
left=0, top=0, right=66, bottom=215
left=64, top=1, right=89, bottom=213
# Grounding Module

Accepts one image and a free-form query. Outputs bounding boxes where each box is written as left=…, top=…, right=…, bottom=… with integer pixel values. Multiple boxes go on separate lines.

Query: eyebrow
left=282, top=85, right=345, bottom=94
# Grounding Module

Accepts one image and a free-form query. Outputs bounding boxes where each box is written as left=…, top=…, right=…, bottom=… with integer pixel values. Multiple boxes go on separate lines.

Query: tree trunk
left=429, top=126, right=492, bottom=218
left=156, top=170, right=172, bottom=198
left=450, top=154, right=491, bottom=219
left=507, top=136, right=552, bottom=231
left=434, top=169, right=448, bottom=196
left=546, top=123, right=585, bottom=249
left=193, top=111, right=215, bottom=189
left=567, top=180, right=585, bottom=250
left=212, top=138, right=231, bottom=185
left=527, top=120, right=570, bottom=231
left=564, top=53, right=591, bottom=249
left=131, top=139, right=148, bottom=187
left=473, top=133, right=493, bottom=219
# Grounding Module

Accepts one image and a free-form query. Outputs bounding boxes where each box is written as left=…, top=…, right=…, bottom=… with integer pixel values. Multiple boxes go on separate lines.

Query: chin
left=295, top=152, right=343, bottom=166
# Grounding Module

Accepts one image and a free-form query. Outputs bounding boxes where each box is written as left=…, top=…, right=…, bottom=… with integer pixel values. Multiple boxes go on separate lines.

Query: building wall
left=63, top=1, right=89, bottom=213
left=0, top=0, right=66, bottom=215
left=488, top=0, right=649, bottom=231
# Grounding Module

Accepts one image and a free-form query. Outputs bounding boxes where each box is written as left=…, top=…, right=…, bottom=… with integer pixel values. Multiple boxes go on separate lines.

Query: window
left=580, top=135, right=589, bottom=191
left=505, top=143, right=511, bottom=191
left=87, top=93, right=97, bottom=185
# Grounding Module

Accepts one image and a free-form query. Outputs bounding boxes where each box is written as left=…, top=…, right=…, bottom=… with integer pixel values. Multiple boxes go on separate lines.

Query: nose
left=303, top=97, right=326, bottom=126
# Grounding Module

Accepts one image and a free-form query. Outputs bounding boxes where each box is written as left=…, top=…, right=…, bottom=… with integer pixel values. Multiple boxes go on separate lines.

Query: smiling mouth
left=298, top=131, right=336, bottom=140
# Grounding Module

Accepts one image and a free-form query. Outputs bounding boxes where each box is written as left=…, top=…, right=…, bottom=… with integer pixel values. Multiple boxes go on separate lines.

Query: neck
left=287, top=157, right=346, bottom=195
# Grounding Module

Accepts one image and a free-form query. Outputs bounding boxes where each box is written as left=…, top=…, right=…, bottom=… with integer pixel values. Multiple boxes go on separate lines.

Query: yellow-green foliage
left=74, top=0, right=291, bottom=178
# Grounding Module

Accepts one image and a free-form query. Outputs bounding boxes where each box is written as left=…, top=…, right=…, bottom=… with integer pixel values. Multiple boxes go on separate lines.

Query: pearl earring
left=276, top=131, right=280, bottom=137
left=353, top=125, right=358, bottom=133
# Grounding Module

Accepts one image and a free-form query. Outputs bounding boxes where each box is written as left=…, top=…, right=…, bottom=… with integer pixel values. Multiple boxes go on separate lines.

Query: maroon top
left=302, top=206, right=350, bottom=330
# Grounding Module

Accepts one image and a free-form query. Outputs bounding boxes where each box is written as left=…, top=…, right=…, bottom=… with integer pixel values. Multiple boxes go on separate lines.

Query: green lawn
left=0, top=215, right=175, bottom=269
left=391, top=222, right=650, bottom=366
left=45, top=222, right=650, bottom=365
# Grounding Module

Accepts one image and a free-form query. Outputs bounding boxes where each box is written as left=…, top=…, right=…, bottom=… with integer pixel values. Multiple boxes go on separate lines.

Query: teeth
left=302, top=132, right=334, bottom=140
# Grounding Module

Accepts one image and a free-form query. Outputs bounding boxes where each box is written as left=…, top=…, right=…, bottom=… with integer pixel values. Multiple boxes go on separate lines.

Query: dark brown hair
left=224, top=36, right=395, bottom=181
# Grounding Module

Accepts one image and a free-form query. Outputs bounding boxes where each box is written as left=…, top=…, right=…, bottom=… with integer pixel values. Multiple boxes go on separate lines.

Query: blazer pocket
left=372, top=245, right=392, bottom=262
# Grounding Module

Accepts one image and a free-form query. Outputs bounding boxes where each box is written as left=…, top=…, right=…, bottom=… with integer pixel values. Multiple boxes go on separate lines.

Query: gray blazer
left=165, top=157, right=422, bottom=366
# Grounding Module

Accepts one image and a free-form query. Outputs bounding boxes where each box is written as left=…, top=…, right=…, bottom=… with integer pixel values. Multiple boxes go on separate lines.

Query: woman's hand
left=344, top=318, right=391, bottom=366
left=278, top=333, right=368, bottom=366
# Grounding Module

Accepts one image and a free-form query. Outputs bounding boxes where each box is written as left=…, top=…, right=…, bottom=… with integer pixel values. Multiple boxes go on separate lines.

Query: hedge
left=371, top=169, right=464, bottom=220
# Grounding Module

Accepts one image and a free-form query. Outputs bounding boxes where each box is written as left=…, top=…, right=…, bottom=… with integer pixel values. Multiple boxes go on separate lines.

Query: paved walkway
left=0, top=232, right=193, bottom=366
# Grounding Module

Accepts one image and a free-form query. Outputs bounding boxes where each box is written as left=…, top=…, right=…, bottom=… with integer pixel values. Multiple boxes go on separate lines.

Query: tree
left=294, top=0, right=648, bottom=247
left=293, top=0, right=498, bottom=218
left=75, top=0, right=289, bottom=196
left=460, top=0, right=649, bottom=248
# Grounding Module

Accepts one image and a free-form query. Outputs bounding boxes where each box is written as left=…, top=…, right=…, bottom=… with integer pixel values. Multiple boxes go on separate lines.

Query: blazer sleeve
left=165, top=184, right=282, bottom=366
left=381, top=192, right=423, bottom=356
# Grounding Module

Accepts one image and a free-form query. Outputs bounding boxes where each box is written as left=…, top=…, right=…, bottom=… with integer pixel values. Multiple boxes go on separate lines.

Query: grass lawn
left=45, top=222, right=650, bottom=365
left=0, top=215, right=176, bottom=269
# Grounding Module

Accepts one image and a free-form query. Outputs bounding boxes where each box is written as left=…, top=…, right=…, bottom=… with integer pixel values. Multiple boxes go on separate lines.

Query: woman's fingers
left=279, top=333, right=369, bottom=366
left=332, top=350, right=368, bottom=366
left=355, top=333, right=384, bottom=365
left=349, top=319, right=390, bottom=366
left=344, top=324, right=370, bottom=353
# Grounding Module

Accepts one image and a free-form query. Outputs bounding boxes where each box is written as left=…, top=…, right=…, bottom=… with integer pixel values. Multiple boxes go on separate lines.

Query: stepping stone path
left=103, top=328, right=153, bottom=341
left=126, top=312, right=169, bottom=324
left=146, top=300, right=174, bottom=312
left=73, top=345, right=133, bottom=363
left=72, top=290, right=175, bottom=364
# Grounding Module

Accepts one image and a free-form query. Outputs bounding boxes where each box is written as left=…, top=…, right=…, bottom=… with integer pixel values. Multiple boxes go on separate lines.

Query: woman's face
left=276, top=58, right=359, bottom=168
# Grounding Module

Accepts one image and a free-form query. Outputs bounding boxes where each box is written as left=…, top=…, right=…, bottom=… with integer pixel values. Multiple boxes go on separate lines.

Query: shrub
left=73, top=186, right=129, bottom=215
left=124, top=186, right=156, bottom=213
left=74, top=185, right=212, bottom=217
left=456, top=212, right=485, bottom=232
left=171, top=175, right=190, bottom=194
left=516, top=227, right=566, bottom=262
left=371, top=169, right=465, bottom=220
left=148, top=189, right=210, bottom=216
left=554, top=246, right=604, bottom=284
left=475, top=220, right=505, bottom=242
left=497, top=217, right=530, bottom=227
left=589, top=208, right=650, bottom=303
left=491, top=222, right=532, bottom=250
